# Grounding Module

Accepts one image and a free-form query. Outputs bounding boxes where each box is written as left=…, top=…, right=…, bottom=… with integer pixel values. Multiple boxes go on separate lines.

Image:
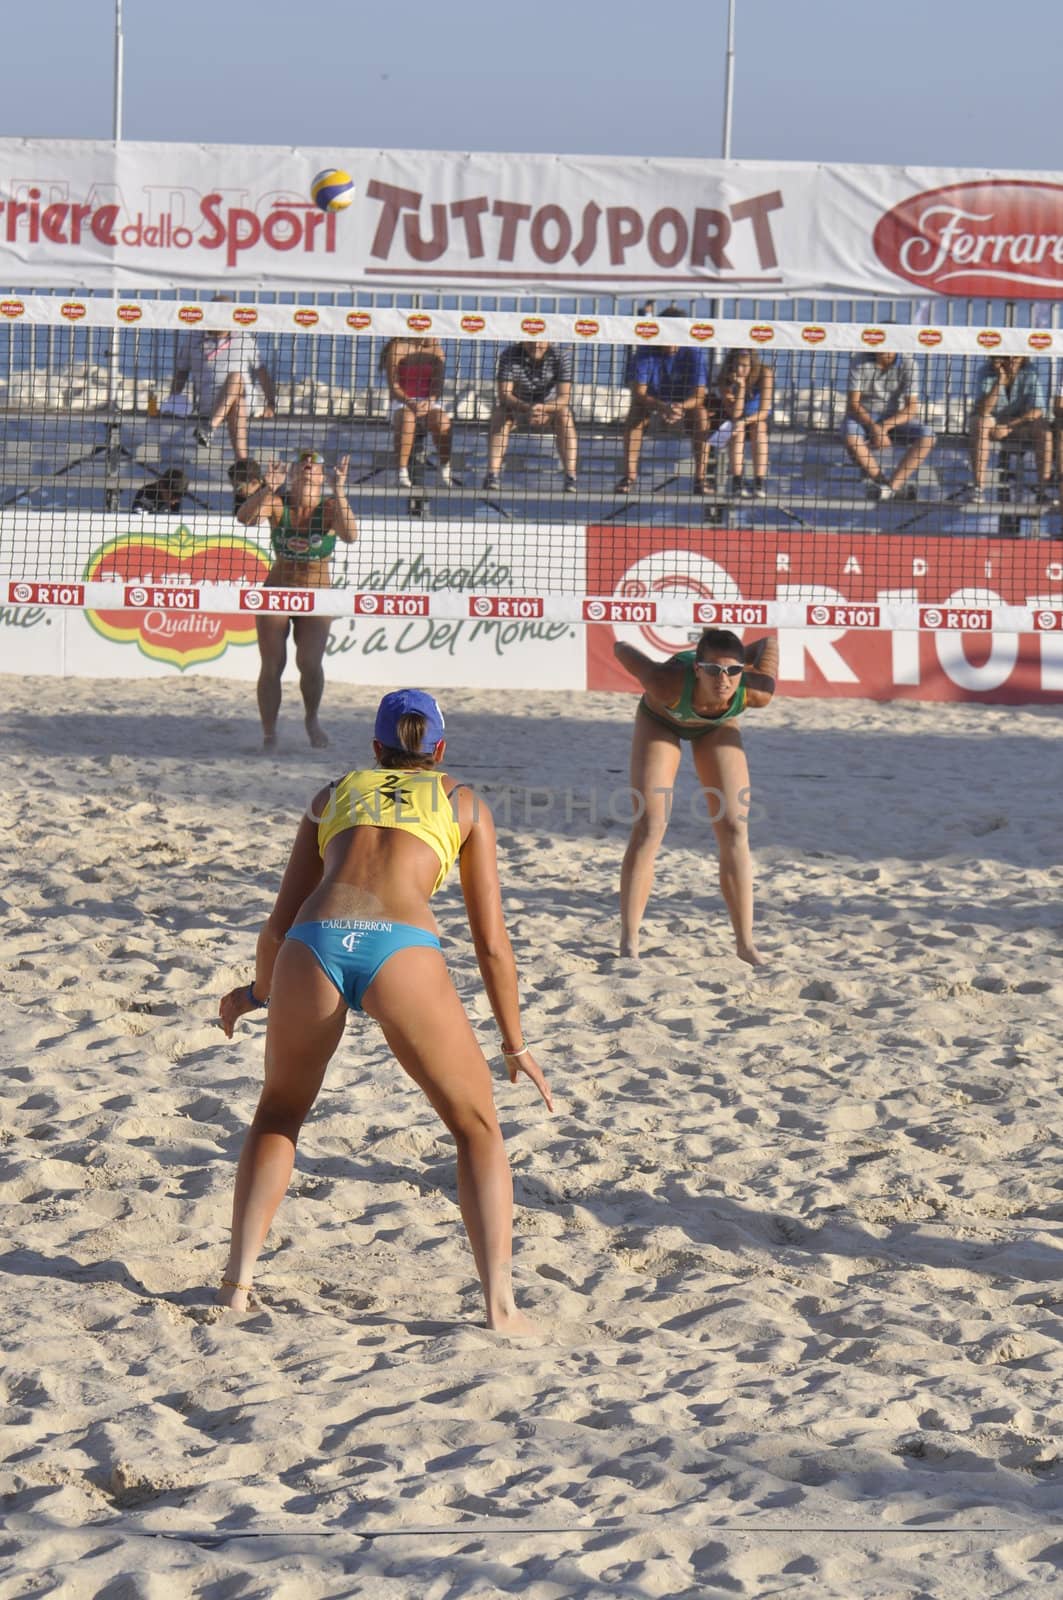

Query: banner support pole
left=113, top=0, right=124, bottom=142
left=721, top=0, right=736, bottom=159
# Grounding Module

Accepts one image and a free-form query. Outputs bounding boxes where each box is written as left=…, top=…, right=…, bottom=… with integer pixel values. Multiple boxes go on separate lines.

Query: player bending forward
left=614, top=627, right=778, bottom=966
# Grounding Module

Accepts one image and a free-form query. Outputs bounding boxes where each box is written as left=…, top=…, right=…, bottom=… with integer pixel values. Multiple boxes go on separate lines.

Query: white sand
left=1, top=673, right=1061, bottom=1599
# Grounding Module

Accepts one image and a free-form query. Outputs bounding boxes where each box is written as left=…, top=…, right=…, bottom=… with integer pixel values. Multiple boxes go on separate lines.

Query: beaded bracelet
left=501, top=1042, right=531, bottom=1059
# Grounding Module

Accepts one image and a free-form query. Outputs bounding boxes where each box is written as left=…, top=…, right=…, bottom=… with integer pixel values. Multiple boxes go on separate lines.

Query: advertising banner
left=585, top=527, right=1063, bottom=704
left=2, top=516, right=1060, bottom=702
left=0, top=514, right=586, bottom=690
left=3, top=138, right=1063, bottom=299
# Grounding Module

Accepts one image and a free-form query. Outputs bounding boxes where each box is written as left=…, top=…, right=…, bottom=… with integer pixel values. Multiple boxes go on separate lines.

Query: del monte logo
left=874, top=180, right=1063, bottom=299
left=84, top=528, right=269, bottom=669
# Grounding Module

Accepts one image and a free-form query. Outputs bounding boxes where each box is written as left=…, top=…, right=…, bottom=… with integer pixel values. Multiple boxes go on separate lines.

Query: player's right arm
left=237, top=460, right=286, bottom=526
left=455, top=789, right=552, bottom=1109
left=612, top=641, right=681, bottom=701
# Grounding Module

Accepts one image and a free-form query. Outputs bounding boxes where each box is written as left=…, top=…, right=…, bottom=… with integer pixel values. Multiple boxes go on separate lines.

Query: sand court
left=1, top=673, right=1061, bottom=1598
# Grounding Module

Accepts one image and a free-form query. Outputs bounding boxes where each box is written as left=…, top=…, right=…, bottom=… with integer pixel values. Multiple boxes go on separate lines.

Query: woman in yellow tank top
left=217, top=689, right=552, bottom=1333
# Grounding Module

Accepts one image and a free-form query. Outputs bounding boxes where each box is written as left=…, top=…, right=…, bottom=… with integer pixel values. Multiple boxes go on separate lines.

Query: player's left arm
left=743, top=635, right=778, bottom=707
left=327, top=455, right=358, bottom=543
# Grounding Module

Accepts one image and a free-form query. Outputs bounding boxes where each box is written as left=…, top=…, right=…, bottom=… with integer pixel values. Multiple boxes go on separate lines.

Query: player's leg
left=361, top=944, right=536, bottom=1333
left=219, top=938, right=348, bottom=1310
left=255, top=614, right=290, bottom=748
left=619, top=710, right=682, bottom=957
left=292, top=616, right=333, bottom=749
left=691, top=724, right=765, bottom=966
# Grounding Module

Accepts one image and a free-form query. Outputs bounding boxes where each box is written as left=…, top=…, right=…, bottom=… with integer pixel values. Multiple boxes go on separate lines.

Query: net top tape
left=0, top=296, right=1056, bottom=357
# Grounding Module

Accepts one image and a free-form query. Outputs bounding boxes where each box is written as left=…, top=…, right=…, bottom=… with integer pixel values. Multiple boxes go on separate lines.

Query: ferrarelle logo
left=874, top=180, right=1063, bottom=298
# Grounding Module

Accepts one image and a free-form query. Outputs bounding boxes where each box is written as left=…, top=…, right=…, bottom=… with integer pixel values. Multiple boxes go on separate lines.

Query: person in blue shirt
left=967, top=355, right=1053, bottom=505
left=618, top=307, right=710, bottom=494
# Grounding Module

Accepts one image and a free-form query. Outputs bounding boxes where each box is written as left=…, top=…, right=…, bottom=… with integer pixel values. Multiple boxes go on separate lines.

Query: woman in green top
left=614, top=627, right=778, bottom=966
left=238, top=448, right=357, bottom=750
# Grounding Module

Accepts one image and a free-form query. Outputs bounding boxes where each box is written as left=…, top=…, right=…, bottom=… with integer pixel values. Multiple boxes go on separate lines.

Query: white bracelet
left=501, top=1043, right=531, bottom=1059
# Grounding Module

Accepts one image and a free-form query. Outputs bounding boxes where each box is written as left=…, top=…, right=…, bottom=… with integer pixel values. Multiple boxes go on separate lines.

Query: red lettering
left=225, top=207, right=261, bottom=267
left=691, top=208, right=733, bottom=270
left=366, top=180, right=423, bottom=257
left=730, top=190, right=784, bottom=269
left=607, top=206, right=643, bottom=265
left=41, top=203, right=68, bottom=244
left=450, top=196, right=490, bottom=258
left=492, top=200, right=532, bottom=261
left=530, top=204, right=572, bottom=264
left=402, top=202, right=446, bottom=262
left=571, top=202, right=602, bottom=267
left=69, top=203, right=92, bottom=244
left=198, top=193, right=227, bottom=252
left=647, top=207, right=688, bottom=269
left=263, top=208, right=301, bottom=250
left=6, top=199, right=27, bottom=242
left=92, top=205, right=119, bottom=246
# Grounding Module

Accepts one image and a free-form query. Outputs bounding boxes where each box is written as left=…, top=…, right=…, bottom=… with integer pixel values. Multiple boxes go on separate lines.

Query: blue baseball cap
left=374, top=688, right=446, bottom=751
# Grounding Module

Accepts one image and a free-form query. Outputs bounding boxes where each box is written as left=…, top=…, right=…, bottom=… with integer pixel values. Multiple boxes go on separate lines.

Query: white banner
left=3, top=138, right=1063, bottom=299
left=0, top=292, right=1056, bottom=356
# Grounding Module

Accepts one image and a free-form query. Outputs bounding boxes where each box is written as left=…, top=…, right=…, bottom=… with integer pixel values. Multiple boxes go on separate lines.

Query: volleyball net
left=2, top=295, right=1062, bottom=636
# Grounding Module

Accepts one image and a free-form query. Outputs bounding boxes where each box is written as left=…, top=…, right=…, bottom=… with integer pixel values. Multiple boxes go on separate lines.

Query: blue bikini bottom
left=286, top=918, right=442, bottom=1012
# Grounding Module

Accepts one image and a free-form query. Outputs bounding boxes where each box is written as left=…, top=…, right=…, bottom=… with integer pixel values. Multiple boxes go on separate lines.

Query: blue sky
left=6, top=0, right=1060, bottom=169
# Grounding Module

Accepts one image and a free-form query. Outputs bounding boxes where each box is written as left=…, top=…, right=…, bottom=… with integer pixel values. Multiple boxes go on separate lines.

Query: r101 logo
left=469, top=596, right=545, bottom=619
left=240, top=589, right=316, bottom=613
left=353, top=593, right=430, bottom=616
left=920, top=606, right=992, bottom=631
left=694, top=602, right=768, bottom=626
left=583, top=599, right=658, bottom=623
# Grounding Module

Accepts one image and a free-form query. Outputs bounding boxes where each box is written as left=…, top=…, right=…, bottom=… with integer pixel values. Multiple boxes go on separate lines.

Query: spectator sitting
left=381, top=336, right=453, bottom=488
left=717, top=348, right=774, bottom=500
left=132, top=467, right=188, bottom=515
left=843, top=349, right=934, bottom=501
left=618, top=306, right=710, bottom=495
left=967, top=355, right=1053, bottom=505
left=483, top=339, right=578, bottom=493
left=169, top=296, right=276, bottom=462
left=228, top=456, right=264, bottom=516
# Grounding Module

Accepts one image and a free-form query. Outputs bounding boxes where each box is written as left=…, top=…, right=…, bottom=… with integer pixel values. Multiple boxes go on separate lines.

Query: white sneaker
left=397, top=467, right=411, bottom=489
left=438, top=463, right=452, bottom=487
